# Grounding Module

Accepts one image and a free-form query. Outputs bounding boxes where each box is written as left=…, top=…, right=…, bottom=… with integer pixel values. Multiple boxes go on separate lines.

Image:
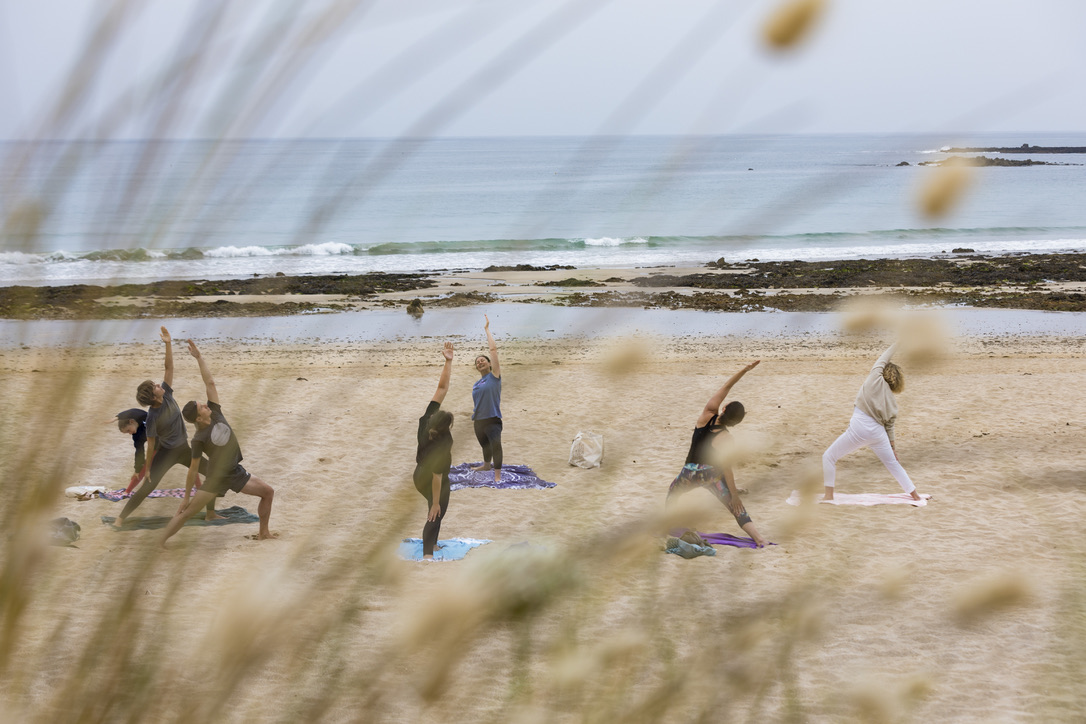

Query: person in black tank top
left=666, top=360, right=768, bottom=548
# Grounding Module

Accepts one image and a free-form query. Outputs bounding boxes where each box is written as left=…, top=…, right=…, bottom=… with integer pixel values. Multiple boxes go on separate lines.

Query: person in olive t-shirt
left=161, top=339, right=276, bottom=545
left=115, top=327, right=215, bottom=527
left=414, top=342, right=456, bottom=558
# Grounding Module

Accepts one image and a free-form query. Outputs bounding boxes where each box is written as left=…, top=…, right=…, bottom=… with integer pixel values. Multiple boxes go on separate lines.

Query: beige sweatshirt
left=854, top=344, right=898, bottom=442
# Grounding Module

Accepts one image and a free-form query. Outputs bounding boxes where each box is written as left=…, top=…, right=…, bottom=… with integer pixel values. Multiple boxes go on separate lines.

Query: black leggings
left=473, top=417, right=503, bottom=469
left=119, top=443, right=210, bottom=519
left=413, top=469, right=451, bottom=556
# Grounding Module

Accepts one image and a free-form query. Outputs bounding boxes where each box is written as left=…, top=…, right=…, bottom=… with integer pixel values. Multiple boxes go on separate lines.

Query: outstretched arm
left=187, top=340, right=219, bottom=404
left=484, top=315, right=500, bottom=378
left=721, top=466, right=746, bottom=517
left=432, top=342, right=454, bottom=404
left=161, top=327, right=174, bottom=387
left=872, top=343, right=897, bottom=372
left=696, top=360, right=760, bottom=427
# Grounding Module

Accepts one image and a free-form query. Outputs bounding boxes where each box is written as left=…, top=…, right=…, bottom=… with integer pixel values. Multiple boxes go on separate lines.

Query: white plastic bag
left=568, top=431, right=604, bottom=468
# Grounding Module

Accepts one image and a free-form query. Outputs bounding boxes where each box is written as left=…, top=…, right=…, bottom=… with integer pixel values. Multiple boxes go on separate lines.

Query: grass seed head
left=763, top=0, right=827, bottom=50
left=918, top=164, right=972, bottom=219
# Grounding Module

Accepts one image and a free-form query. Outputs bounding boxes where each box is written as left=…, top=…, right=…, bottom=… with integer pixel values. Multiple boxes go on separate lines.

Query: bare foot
left=472, top=462, right=492, bottom=472
left=204, top=510, right=224, bottom=521
left=910, top=491, right=923, bottom=500
left=245, top=531, right=280, bottom=541
left=111, top=517, right=127, bottom=528
left=753, top=536, right=768, bottom=548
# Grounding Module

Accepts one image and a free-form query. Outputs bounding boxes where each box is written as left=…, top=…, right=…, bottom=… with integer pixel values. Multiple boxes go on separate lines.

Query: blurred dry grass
left=3, top=1, right=1085, bottom=723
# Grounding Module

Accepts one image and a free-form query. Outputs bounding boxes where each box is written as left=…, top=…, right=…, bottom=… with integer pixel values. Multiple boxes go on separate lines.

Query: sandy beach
left=2, top=296, right=1085, bottom=723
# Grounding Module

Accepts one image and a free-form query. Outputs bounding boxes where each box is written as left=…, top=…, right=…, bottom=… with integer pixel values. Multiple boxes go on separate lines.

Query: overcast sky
left=1, top=0, right=1084, bottom=140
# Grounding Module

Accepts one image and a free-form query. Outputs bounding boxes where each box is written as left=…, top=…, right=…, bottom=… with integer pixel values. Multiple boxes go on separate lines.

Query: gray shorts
left=202, top=465, right=251, bottom=497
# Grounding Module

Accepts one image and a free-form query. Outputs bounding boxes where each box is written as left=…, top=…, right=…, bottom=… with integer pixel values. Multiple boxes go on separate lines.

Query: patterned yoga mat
left=97, top=488, right=191, bottom=502
left=449, top=463, right=555, bottom=491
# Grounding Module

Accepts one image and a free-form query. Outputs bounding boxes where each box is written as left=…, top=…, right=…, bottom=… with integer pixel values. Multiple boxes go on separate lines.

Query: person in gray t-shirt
left=471, top=315, right=504, bottom=484
left=161, top=339, right=276, bottom=545
left=113, top=327, right=216, bottom=527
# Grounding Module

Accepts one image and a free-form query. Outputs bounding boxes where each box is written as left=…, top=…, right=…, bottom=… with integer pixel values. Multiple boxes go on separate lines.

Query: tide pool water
left=1, top=305, right=1083, bottom=349
left=3, top=133, right=1086, bottom=286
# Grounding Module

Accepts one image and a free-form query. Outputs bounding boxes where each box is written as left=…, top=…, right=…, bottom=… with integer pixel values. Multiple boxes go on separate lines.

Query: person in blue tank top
left=665, top=360, right=767, bottom=548
left=471, top=315, right=504, bottom=484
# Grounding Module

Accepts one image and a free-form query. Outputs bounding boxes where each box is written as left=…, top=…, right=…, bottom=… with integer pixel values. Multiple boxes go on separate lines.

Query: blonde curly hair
left=882, top=362, right=904, bottom=393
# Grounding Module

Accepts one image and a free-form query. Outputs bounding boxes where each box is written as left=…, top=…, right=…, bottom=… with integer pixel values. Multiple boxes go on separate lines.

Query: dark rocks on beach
left=428, top=291, right=499, bottom=307
left=0, top=272, right=434, bottom=320
left=406, top=299, right=424, bottom=316
left=538, top=278, right=606, bottom=287
left=8, top=255, right=1086, bottom=319
left=896, top=161, right=910, bottom=166
left=483, top=264, right=576, bottom=272
left=952, top=248, right=975, bottom=254
left=630, top=253, right=1086, bottom=291
left=554, top=290, right=844, bottom=312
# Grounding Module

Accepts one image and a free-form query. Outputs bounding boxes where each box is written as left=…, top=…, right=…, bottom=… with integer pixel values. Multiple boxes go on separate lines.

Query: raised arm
left=187, top=340, right=219, bottom=404
left=872, top=343, right=897, bottom=372
left=432, top=342, right=454, bottom=404
left=484, top=315, right=500, bottom=378
left=161, top=326, right=174, bottom=387
left=696, top=360, right=760, bottom=427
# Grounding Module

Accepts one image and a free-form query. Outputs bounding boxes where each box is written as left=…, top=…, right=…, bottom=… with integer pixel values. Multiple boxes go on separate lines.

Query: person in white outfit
left=822, top=343, right=923, bottom=501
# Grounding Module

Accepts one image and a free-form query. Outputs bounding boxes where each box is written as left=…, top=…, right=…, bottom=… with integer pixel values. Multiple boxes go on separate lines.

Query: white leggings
left=822, top=408, right=915, bottom=494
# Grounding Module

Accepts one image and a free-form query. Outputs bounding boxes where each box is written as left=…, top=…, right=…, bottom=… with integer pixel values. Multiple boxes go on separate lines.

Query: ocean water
left=2, top=133, right=1086, bottom=286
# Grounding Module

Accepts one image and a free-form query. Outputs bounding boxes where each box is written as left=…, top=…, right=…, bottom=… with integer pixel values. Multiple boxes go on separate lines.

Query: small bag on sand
left=568, top=431, right=604, bottom=469
left=49, top=518, right=81, bottom=547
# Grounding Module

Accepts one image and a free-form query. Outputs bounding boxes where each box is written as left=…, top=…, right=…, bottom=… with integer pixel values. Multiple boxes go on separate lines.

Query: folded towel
left=664, top=537, right=716, bottom=558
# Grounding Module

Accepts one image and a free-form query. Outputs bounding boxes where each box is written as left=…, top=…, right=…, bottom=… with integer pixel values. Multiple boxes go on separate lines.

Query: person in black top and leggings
left=415, top=342, right=456, bottom=558
left=666, top=360, right=768, bottom=548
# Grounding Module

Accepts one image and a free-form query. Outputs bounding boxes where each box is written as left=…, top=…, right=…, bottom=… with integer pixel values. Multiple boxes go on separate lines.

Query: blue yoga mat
left=398, top=537, right=491, bottom=561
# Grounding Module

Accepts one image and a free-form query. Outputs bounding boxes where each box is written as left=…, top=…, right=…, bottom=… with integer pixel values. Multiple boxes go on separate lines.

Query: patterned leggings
left=666, top=463, right=752, bottom=527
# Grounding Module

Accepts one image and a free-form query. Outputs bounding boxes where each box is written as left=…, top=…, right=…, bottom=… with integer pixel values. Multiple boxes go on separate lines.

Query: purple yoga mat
left=449, top=463, right=555, bottom=491
left=671, top=529, right=774, bottom=549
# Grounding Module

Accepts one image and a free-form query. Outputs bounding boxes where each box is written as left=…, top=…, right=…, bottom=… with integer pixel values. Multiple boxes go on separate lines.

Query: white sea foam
left=289, top=242, right=356, bottom=256
left=203, top=242, right=354, bottom=258
left=0, top=251, right=48, bottom=264
left=203, top=245, right=277, bottom=258
left=582, top=236, right=648, bottom=247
